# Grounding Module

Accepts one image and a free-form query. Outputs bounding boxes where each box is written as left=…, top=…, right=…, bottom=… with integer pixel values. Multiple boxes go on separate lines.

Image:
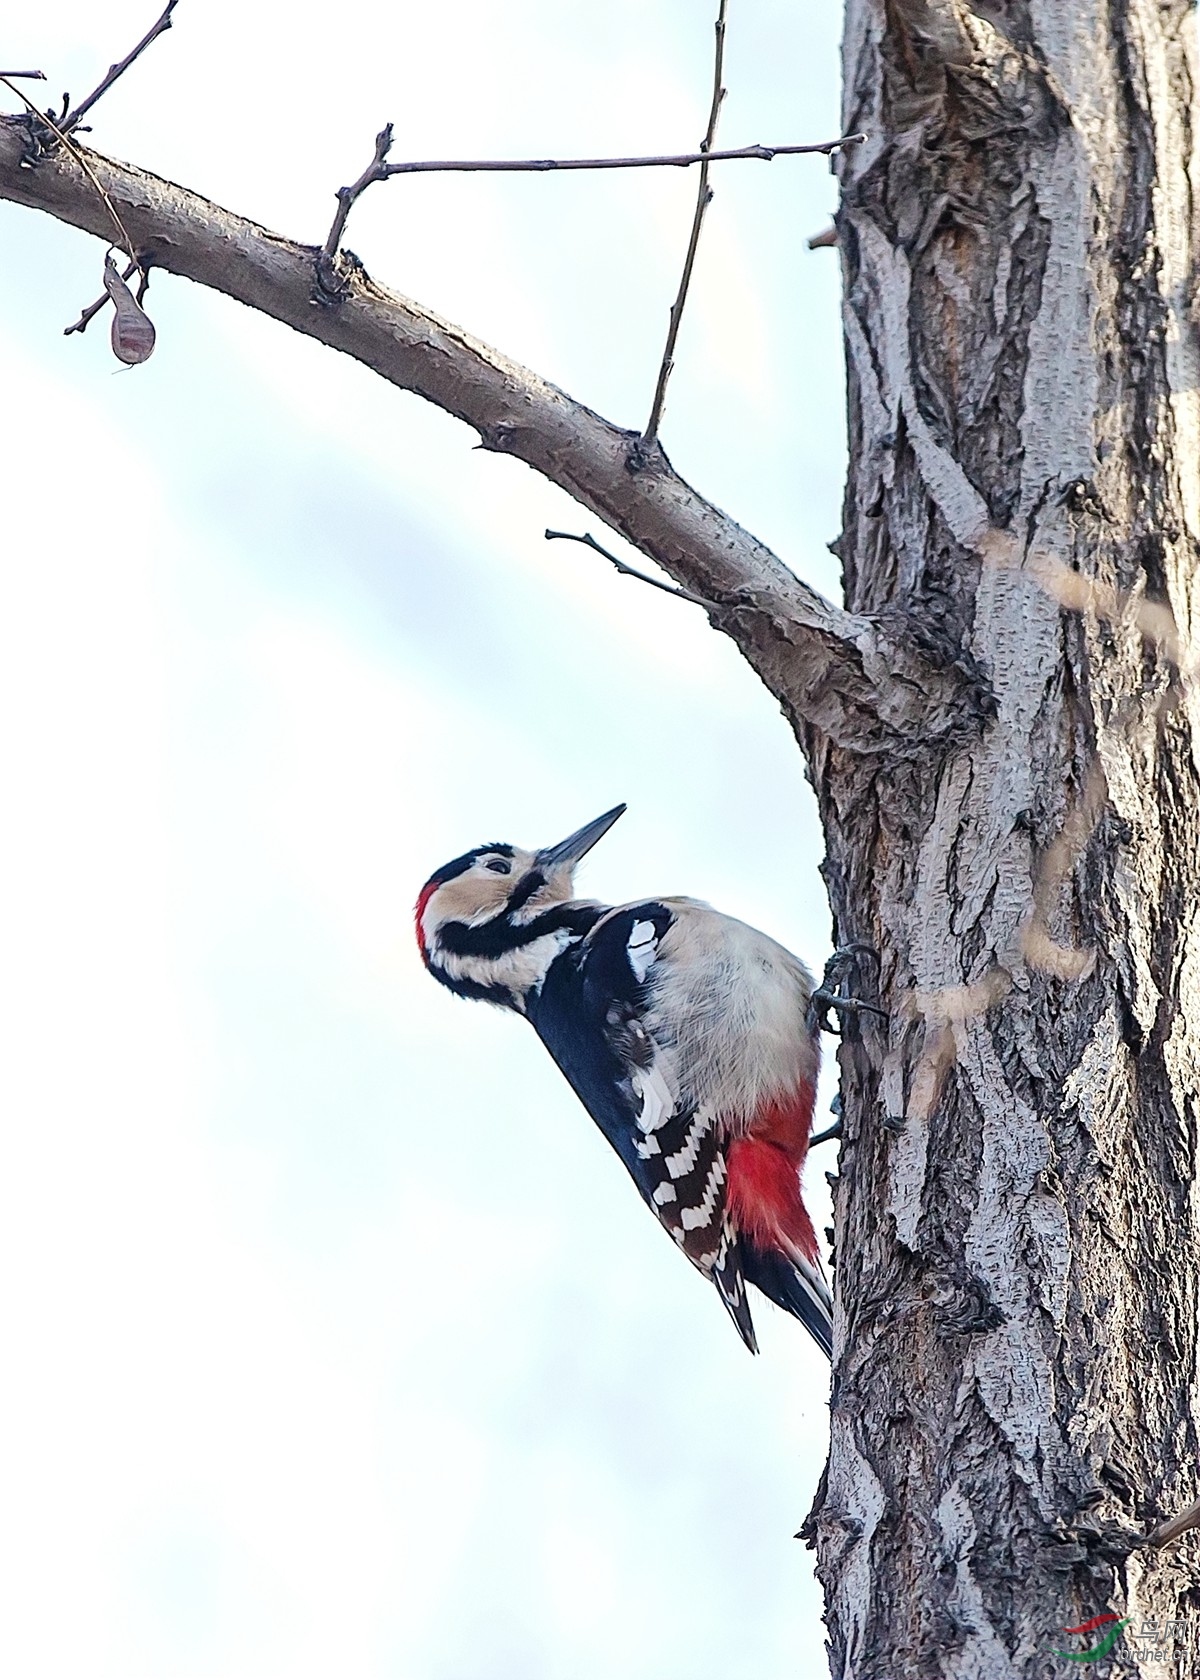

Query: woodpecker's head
left=416, top=804, right=626, bottom=1009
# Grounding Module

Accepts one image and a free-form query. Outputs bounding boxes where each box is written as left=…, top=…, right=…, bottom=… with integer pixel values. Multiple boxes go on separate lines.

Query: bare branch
left=807, top=224, right=838, bottom=249
left=641, top=0, right=729, bottom=449
left=61, top=0, right=178, bottom=134
left=320, top=122, right=394, bottom=288
left=318, top=117, right=862, bottom=293
left=377, top=134, right=865, bottom=176
left=544, top=528, right=713, bottom=608
left=0, top=120, right=983, bottom=756
left=1146, top=1496, right=1200, bottom=1548
left=0, top=78, right=141, bottom=265
left=0, top=71, right=47, bottom=82
left=316, top=112, right=861, bottom=300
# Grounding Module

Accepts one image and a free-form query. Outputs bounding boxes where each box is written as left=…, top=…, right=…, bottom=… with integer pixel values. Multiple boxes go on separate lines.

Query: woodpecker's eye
left=484, top=857, right=511, bottom=874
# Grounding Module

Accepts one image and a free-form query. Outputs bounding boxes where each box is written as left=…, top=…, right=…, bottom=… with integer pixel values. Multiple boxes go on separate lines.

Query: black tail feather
left=742, top=1243, right=834, bottom=1360
left=711, top=1223, right=759, bottom=1353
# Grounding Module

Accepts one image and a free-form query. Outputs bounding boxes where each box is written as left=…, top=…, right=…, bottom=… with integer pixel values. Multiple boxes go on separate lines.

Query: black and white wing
left=527, top=901, right=761, bottom=1352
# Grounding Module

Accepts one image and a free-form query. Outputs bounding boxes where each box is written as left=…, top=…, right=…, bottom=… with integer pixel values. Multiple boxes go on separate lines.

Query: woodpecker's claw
left=808, top=944, right=886, bottom=1035
left=810, top=989, right=888, bottom=1022
left=807, top=1120, right=842, bottom=1148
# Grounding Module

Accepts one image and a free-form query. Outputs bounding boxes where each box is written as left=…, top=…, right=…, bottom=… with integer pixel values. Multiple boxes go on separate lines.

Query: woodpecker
left=415, top=804, right=832, bottom=1358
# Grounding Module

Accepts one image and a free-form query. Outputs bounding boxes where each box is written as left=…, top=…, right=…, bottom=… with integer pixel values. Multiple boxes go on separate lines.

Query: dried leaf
left=103, top=253, right=155, bottom=365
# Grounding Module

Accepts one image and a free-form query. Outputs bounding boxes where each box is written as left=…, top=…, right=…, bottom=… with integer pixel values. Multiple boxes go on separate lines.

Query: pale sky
left=1, top=3, right=847, bottom=1676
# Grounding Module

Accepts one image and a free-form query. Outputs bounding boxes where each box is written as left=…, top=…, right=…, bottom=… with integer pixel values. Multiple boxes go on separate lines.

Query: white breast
left=641, top=899, right=817, bottom=1127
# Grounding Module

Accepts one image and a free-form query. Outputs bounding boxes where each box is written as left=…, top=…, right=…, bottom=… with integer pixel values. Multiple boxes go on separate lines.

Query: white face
left=415, top=845, right=587, bottom=1010
left=415, top=846, right=577, bottom=956
left=415, top=807, right=625, bottom=1006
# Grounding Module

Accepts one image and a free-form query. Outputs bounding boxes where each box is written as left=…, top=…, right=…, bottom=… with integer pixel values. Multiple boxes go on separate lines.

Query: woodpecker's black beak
left=536, top=804, right=626, bottom=868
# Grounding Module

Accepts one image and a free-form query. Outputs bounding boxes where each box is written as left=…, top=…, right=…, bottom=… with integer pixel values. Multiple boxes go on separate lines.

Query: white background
left=1, top=2, right=847, bottom=1675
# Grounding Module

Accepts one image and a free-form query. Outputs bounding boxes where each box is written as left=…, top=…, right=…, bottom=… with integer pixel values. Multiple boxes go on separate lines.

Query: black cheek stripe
left=504, top=869, right=546, bottom=919
left=439, top=901, right=602, bottom=959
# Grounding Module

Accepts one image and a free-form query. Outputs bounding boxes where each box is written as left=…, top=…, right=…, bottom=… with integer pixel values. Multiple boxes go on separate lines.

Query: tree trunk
left=805, top=2, right=1200, bottom=1675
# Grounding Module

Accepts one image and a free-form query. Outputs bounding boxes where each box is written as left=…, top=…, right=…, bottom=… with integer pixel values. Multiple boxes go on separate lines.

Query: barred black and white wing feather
left=528, top=901, right=786, bottom=1352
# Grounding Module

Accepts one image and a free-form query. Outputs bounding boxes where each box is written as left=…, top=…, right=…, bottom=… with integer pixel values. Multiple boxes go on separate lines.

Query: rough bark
left=0, top=114, right=983, bottom=758
left=805, top=2, right=1200, bottom=1676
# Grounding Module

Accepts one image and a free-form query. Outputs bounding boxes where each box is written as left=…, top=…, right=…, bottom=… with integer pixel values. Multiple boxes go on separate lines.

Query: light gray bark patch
left=848, top=214, right=994, bottom=552
left=936, top=1480, right=1024, bottom=1679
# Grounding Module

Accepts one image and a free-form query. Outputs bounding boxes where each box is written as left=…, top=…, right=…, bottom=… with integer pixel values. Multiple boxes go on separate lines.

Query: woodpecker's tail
left=711, top=1223, right=760, bottom=1354
left=742, top=1243, right=833, bottom=1359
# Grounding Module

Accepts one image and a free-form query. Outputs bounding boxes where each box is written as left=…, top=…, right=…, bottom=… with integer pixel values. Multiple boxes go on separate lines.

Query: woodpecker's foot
left=807, top=943, right=885, bottom=1035
left=810, top=989, right=888, bottom=1022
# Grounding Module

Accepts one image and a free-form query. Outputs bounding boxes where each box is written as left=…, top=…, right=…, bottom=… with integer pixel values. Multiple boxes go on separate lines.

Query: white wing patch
left=632, top=1058, right=675, bottom=1134
left=626, top=919, right=659, bottom=984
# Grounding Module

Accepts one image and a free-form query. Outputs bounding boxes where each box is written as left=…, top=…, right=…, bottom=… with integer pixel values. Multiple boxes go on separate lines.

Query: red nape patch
left=726, top=1083, right=819, bottom=1261
left=413, top=879, right=440, bottom=961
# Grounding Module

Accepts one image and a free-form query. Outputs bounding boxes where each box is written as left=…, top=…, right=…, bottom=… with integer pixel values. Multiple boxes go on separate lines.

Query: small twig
left=0, top=71, right=46, bottom=82
left=60, top=0, right=178, bottom=134
left=0, top=76, right=139, bottom=265
left=314, top=122, right=863, bottom=292
left=65, top=255, right=138, bottom=335
left=544, top=528, right=714, bottom=609
left=641, top=0, right=729, bottom=451
left=379, top=135, right=864, bottom=177
left=1145, top=1497, right=1200, bottom=1548
left=319, top=122, right=395, bottom=285
left=807, top=224, right=838, bottom=249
